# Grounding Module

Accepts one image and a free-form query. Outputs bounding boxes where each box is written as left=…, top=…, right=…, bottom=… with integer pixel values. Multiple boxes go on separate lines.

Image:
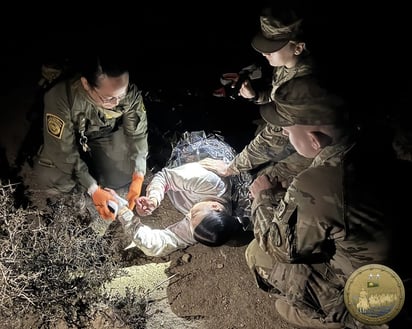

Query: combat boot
left=275, top=299, right=344, bottom=329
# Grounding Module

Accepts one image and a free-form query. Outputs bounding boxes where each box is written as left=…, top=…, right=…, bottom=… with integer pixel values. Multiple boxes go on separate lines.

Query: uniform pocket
left=267, top=262, right=311, bottom=303
left=38, top=157, right=56, bottom=168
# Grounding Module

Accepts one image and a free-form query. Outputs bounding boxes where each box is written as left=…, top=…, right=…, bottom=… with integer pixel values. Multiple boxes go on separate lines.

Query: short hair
left=193, top=211, right=243, bottom=247
left=80, top=53, right=130, bottom=88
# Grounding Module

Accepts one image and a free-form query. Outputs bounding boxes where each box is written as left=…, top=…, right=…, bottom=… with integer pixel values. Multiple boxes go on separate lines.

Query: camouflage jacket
left=251, top=137, right=392, bottom=277
left=254, top=56, right=313, bottom=105
left=39, top=78, right=148, bottom=189
left=228, top=124, right=293, bottom=174
left=228, top=58, right=314, bottom=179
left=249, top=134, right=407, bottom=326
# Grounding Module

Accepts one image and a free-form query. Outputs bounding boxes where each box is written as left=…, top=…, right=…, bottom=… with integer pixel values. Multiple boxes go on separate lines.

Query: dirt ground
left=108, top=194, right=297, bottom=329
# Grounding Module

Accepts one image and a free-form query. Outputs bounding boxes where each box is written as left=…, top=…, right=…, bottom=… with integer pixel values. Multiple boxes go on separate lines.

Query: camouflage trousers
left=245, top=239, right=349, bottom=325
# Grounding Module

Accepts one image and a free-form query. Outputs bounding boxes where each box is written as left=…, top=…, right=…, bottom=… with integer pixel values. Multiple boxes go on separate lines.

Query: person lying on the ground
left=136, top=161, right=230, bottom=216
left=108, top=163, right=251, bottom=257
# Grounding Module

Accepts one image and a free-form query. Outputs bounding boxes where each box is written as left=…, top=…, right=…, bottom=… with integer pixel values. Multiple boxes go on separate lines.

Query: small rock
left=181, top=253, right=192, bottom=263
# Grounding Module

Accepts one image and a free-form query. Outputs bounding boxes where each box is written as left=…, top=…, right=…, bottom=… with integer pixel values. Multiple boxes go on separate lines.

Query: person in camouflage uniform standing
left=245, top=84, right=402, bottom=328
left=34, top=53, right=148, bottom=221
left=200, top=4, right=316, bottom=187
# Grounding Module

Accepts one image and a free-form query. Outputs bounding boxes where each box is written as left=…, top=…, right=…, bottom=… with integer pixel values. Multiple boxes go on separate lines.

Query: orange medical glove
left=91, top=186, right=117, bottom=220
left=127, top=172, right=144, bottom=210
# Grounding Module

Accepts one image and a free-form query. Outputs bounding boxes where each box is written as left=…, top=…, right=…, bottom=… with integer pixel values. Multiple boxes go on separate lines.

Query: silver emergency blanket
left=166, top=130, right=252, bottom=222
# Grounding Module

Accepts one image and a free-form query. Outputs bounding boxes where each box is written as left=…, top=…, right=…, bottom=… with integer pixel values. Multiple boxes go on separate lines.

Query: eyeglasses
left=92, top=87, right=127, bottom=105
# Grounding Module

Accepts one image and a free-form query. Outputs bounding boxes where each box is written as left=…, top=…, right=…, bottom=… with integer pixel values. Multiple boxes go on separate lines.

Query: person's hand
left=135, top=196, right=158, bottom=216
left=91, top=186, right=118, bottom=220
left=249, top=175, right=274, bottom=199
left=198, top=158, right=233, bottom=176
left=127, top=172, right=144, bottom=210
left=239, top=79, right=257, bottom=100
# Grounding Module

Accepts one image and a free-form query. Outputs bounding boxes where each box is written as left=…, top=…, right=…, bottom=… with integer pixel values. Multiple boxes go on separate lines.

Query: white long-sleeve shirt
left=124, top=162, right=232, bottom=257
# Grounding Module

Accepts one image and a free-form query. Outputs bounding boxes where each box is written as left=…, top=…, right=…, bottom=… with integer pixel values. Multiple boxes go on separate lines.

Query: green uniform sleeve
left=228, top=124, right=290, bottom=173
left=42, top=81, right=96, bottom=189
left=259, top=152, right=312, bottom=187
left=121, top=85, right=148, bottom=175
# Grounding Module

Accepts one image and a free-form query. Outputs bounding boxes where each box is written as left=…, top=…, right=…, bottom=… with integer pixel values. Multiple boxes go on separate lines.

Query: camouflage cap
left=251, top=14, right=303, bottom=53
left=260, top=82, right=346, bottom=127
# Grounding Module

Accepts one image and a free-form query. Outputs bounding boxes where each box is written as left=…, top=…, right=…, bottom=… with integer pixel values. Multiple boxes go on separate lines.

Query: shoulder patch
left=46, top=113, right=65, bottom=139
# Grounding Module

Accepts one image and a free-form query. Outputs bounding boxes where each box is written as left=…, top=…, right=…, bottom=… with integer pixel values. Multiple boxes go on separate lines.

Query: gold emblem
left=46, top=113, right=64, bottom=139
left=344, top=264, right=405, bottom=325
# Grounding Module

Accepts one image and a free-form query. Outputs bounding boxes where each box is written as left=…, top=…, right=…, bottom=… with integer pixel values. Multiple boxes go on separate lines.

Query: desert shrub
left=0, top=182, right=147, bottom=329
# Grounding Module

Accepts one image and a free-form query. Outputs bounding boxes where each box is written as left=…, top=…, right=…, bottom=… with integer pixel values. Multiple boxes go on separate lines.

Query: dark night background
left=1, top=0, right=411, bottom=171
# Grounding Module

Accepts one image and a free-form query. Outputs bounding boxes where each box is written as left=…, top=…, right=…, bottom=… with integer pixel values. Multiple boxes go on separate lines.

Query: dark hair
left=193, top=211, right=243, bottom=247
left=80, top=53, right=130, bottom=89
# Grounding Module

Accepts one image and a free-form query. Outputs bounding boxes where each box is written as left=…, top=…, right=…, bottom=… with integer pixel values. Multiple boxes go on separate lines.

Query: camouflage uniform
left=35, top=78, right=148, bottom=192
left=245, top=89, right=398, bottom=328
left=228, top=11, right=314, bottom=183
left=228, top=74, right=318, bottom=183
left=253, top=57, right=313, bottom=105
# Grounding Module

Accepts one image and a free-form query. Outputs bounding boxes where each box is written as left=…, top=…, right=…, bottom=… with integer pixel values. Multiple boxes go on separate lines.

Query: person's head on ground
left=188, top=197, right=245, bottom=247
left=260, top=79, right=350, bottom=158
left=79, top=53, right=130, bottom=110
left=252, top=4, right=309, bottom=68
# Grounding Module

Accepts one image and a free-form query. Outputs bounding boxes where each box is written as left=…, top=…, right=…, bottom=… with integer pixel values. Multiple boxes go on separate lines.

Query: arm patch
left=46, top=113, right=65, bottom=139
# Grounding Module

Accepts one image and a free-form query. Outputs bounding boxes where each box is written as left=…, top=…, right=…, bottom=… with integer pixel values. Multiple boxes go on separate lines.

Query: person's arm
left=121, top=84, right=148, bottom=177
left=145, top=162, right=228, bottom=213
left=115, top=198, right=195, bottom=257
left=249, top=175, right=287, bottom=261
left=250, top=168, right=341, bottom=264
left=258, top=152, right=312, bottom=189
left=121, top=84, right=148, bottom=208
left=42, top=81, right=96, bottom=190
left=124, top=221, right=193, bottom=257
left=143, top=170, right=168, bottom=209
left=197, top=158, right=234, bottom=177
left=228, top=124, right=293, bottom=174
left=252, top=67, right=277, bottom=104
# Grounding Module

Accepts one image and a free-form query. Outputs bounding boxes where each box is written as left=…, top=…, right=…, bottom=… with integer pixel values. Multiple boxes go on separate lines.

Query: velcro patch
left=46, top=113, right=64, bottom=139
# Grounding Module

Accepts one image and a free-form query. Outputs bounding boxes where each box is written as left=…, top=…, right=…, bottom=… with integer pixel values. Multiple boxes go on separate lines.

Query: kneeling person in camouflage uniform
left=245, top=89, right=399, bottom=328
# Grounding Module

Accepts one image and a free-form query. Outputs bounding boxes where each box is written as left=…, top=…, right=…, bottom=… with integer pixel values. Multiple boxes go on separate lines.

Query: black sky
left=2, top=0, right=410, bottom=126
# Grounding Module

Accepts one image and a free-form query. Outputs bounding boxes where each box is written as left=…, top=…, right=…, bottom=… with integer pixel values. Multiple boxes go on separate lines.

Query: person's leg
left=33, top=158, right=76, bottom=194
left=246, top=239, right=348, bottom=328
left=275, top=299, right=345, bottom=329
left=245, top=239, right=278, bottom=292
